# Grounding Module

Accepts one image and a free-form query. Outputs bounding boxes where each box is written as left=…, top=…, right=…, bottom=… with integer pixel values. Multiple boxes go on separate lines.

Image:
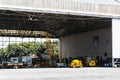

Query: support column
left=112, top=18, right=120, bottom=67
left=59, top=37, right=63, bottom=62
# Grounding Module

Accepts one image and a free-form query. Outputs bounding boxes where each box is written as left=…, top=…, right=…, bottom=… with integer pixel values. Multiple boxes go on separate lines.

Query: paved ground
left=0, top=68, right=120, bottom=80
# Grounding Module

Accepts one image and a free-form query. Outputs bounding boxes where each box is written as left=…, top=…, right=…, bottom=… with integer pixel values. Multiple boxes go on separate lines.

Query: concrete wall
left=0, top=0, right=120, bottom=18
left=60, top=28, right=112, bottom=58
left=112, top=18, right=120, bottom=58
left=72, top=0, right=120, bottom=5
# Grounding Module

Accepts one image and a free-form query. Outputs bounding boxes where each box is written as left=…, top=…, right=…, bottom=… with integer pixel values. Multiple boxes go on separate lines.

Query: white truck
left=2, top=56, right=32, bottom=69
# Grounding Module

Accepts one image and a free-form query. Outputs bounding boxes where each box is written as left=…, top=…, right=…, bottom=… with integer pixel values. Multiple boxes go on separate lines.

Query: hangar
left=0, top=0, right=120, bottom=67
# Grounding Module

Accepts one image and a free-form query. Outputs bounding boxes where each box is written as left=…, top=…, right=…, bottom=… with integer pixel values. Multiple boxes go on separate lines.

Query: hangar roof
left=0, top=10, right=111, bottom=38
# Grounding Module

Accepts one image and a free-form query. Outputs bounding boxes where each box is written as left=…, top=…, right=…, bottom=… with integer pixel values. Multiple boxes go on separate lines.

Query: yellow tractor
left=69, top=59, right=83, bottom=68
left=85, top=57, right=97, bottom=67
left=88, top=60, right=96, bottom=67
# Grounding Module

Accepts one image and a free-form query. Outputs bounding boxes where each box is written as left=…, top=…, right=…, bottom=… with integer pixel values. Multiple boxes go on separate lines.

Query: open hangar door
left=0, top=10, right=61, bottom=68
left=0, top=10, right=112, bottom=68
left=59, top=17, right=112, bottom=67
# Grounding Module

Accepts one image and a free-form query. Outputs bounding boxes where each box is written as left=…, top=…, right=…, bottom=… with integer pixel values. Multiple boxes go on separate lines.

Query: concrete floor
left=0, top=68, right=119, bottom=80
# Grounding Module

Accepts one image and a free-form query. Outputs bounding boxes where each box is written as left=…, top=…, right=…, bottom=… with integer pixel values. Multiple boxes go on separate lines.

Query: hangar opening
left=0, top=10, right=112, bottom=68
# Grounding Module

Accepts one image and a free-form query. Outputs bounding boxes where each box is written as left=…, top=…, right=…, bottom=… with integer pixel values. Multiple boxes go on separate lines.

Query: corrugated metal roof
left=72, top=0, right=120, bottom=5
left=0, top=0, right=120, bottom=18
left=0, top=10, right=111, bottom=38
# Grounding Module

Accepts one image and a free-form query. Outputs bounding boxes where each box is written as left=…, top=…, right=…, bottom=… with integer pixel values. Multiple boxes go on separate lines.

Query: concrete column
left=112, top=18, right=120, bottom=58
left=59, top=37, right=63, bottom=62
left=112, top=18, right=120, bottom=66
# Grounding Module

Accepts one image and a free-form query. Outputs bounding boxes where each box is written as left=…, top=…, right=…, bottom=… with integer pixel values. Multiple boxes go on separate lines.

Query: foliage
left=0, top=40, right=59, bottom=58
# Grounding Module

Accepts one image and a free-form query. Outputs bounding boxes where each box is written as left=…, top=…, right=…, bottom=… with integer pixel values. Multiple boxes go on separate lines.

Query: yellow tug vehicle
left=69, top=59, right=83, bottom=68
left=88, top=60, right=96, bottom=67
left=85, top=57, right=97, bottom=67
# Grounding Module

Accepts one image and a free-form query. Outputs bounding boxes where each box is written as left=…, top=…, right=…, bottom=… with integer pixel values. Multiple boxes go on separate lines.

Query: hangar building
left=0, top=0, right=120, bottom=67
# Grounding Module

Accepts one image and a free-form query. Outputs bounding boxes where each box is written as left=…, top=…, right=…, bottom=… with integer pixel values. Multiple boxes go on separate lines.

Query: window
left=93, top=36, right=99, bottom=47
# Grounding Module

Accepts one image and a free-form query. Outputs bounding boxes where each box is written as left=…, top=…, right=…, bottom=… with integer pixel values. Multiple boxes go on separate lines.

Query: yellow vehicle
left=69, top=59, right=83, bottom=68
left=85, top=57, right=97, bottom=67
left=88, top=60, right=96, bottom=67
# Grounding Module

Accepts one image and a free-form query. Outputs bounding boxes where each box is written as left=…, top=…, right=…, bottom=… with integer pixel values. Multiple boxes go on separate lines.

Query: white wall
left=60, top=28, right=112, bottom=58
left=112, top=19, right=120, bottom=58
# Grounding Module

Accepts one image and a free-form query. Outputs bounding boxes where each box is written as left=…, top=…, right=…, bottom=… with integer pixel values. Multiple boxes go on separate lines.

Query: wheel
left=13, top=66, right=19, bottom=69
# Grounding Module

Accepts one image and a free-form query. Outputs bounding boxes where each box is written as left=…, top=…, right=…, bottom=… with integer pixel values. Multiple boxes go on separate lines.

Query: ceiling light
left=28, top=16, right=38, bottom=21
left=28, top=16, right=33, bottom=20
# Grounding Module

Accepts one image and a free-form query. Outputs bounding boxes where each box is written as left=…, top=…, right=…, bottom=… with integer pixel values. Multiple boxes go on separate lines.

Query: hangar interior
left=0, top=10, right=112, bottom=68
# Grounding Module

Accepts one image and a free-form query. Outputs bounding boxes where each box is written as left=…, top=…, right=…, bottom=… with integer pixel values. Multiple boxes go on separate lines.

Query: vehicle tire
left=13, top=66, right=19, bottom=69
